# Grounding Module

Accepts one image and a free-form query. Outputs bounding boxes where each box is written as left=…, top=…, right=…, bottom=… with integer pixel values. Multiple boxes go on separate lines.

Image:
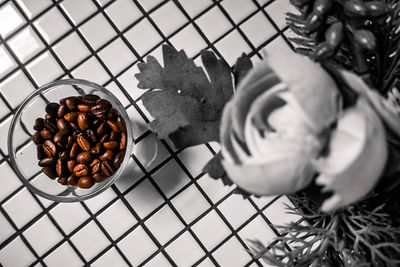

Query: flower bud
left=354, top=30, right=376, bottom=50
left=344, top=0, right=367, bottom=18
left=325, top=22, right=344, bottom=49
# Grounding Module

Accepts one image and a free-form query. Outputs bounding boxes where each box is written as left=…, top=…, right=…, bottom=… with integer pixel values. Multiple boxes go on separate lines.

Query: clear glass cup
left=8, top=79, right=134, bottom=202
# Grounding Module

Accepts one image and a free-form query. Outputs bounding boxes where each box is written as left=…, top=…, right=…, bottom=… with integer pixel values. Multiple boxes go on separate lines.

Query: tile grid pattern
left=0, top=0, right=300, bottom=266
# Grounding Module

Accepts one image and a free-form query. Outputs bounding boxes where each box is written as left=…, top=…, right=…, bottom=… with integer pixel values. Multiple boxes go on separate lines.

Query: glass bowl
left=8, top=79, right=134, bottom=202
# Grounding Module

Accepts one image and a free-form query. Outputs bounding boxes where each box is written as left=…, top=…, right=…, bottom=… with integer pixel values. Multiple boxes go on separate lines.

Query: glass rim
left=8, top=78, right=134, bottom=202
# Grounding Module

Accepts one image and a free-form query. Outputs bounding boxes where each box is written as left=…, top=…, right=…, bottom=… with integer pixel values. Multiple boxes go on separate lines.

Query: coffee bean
left=97, top=98, right=112, bottom=107
left=101, top=161, right=115, bottom=176
left=45, top=103, right=60, bottom=118
left=65, top=97, right=78, bottom=111
left=82, top=94, right=100, bottom=105
left=67, top=160, right=76, bottom=173
left=57, top=104, right=68, bottom=118
left=37, top=145, right=46, bottom=160
left=67, top=175, right=78, bottom=186
left=72, top=130, right=83, bottom=140
left=78, top=113, right=89, bottom=130
left=86, top=129, right=97, bottom=143
left=90, top=159, right=101, bottom=174
left=107, top=108, right=118, bottom=120
left=70, top=142, right=79, bottom=158
left=117, top=115, right=126, bottom=132
left=38, top=157, right=55, bottom=167
left=59, top=150, right=68, bottom=160
left=91, top=104, right=108, bottom=120
left=34, top=118, right=45, bottom=131
left=45, top=113, right=52, bottom=120
left=77, top=136, right=90, bottom=151
left=33, top=131, right=43, bottom=145
left=57, top=118, right=69, bottom=135
left=109, top=131, right=119, bottom=141
left=58, top=176, right=68, bottom=185
left=43, top=140, right=57, bottom=157
left=99, top=149, right=113, bottom=162
left=78, top=104, right=91, bottom=112
left=91, top=143, right=102, bottom=155
left=56, top=158, right=65, bottom=177
left=99, top=134, right=109, bottom=143
left=77, top=151, right=93, bottom=164
left=120, top=132, right=127, bottom=150
left=93, top=173, right=107, bottom=183
left=64, top=112, right=78, bottom=122
left=113, top=151, right=125, bottom=168
left=54, top=131, right=66, bottom=145
left=69, top=122, right=78, bottom=130
left=66, top=136, right=74, bottom=149
left=78, top=176, right=95, bottom=188
left=97, top=122, right=107, bottom=135
left=40, top=129, right=53, bottom=140
left=73, top=164, right=89, bottom=177
left=103, top=141, right=118, bottom=150
left=107, top=120, right=120, bottom=132
left=44, top=119, right=57, bottom=133
left=43, top=167, right=57, bottom=179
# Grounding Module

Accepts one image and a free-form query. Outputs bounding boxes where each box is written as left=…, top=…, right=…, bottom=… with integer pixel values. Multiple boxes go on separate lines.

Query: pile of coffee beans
left=33, top=94, right=127, bottom=189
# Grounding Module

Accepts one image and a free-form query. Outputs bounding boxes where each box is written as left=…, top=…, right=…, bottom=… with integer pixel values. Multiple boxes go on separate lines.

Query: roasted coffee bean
left=120, top=132, right=127, bottom=150
left=117, top=115, right=126, bottom=132
left=107, top=120, right=120, bottom=132
left=34, top=118, right=45, bottom=131
left=90, top=159, right=101, bottom=174
left=40, top=128, right=53, bottom=140
left=39, top=157, right=55, bottom=167
left=91, top=104, right=108, bottom=120
left=69, top=122, right=78, bottom=130
left=113, top=151, right=125, bottom=168
left=78, top=104, right=91, bottom=112
left=56, top=158, right=65, bottom=177
left=93, top=119, right=101, bottom=127
left=82, top=94, right=100, bottom=105
left=58, top=177, right=68, bottom=185
left=70, top=142, right=79, bottom=158
left=59, top=150, right=68, bottom=160
left=101, top=161, right=115, bottom=176
left=45, top=113, right=52, bottom=120
left=44, top=119, right=57, bottom=133
left=78, top=113, right=89, bottom=130
left=103, top=141, right=118, bottom=150
left=99, top=134, right=108, bottom=143
left=33, top=131, right=43, bottom=145
left=78, top=176, right=94, bottom=188
left=77, top=136, right=90, bottom=151
left=37, top=145, right=46, bottom=160
left=77, top=151, right=93, bottom=164
left=65, top=97, right=78, bottom=111
left=67, top=175, right=78, bottom=186
left=96, top=98, right=111, bottom=108
left=99, top=149, right=113, bottom=162
left=67, top=160, right=76, bottom=173
left=86, top=129, right=97, bottom=143
left=97, top=122, right=107, bottom=135
left=45, top=103, right=60, bottom=117
left=91, top=143, right=102, bottom=155
left=107, top=108, right=118, bottom=120
left=57, top=118, right=69, bottom=135
left=72, top=130, right=83, bottom=140
left=93, top=173, right=107, bottom=183
left=64, top=112, right=78, bottom=122
left=57, top=104, right=68, bottom=118
left=66, top=136, right=74, bottom=149
left=43, top=167, right=57, bottom=179
left=53, top=131, right=66, bottom=145
left=43, top=140, right=57, bottom=157
left=73, top=164, right=89, bottom=177
left=109, top=131, right=119, bottom=141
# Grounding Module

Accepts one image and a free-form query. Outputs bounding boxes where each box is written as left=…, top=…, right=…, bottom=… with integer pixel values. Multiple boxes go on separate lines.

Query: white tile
left=8, top=27, right=45, bottom=63
left=145, top=205, right=184, bottom=245
left=0, top=114, right=30, bottom=155
left=133, top=133, right=171, bottom=171
left=215, top=30, right=251, bottom=66
left=16, top=0, right=52, bottom=19
left=263, top=196, right=301, bottom=229
left=144, top=253, right=172, bottom=267
left=92, top=247, right=129, bottom=267
left=136, top=0, right=163, bottom=11
left=2, top=188, right=42, bottom=229
left=218, top=194, right=257, bottom=229
left=33, top=7, right=71, bottom=44
left=0, top=70, right=35, bottom=108
left=0, top=98, right=11, bottom=121
left=23, top=215, right=63, bottom=256
left=118, top=226, right=158, bottom=266
left=221, top=0, right=257, bottom=23
left=125, top=105, right=148, bottom=139
left=241, top=12, right=276, bottom=47
left=0, top=2, right=25, bottom=38
left=84, top=187, right=117, bottom=213
left=212, top=237, right=252, bottom=267
left=53, top=32, right=91, bottom=69
left=197, top=258, right=215, bottom=267
left=179, top=0, right=212, bottom=17
left=0, top=45, right=17, bottom=79
left=71, top=221, right=110, bottom=261
left=124, top=18, right=162, bottom=56
left=71, top=56, right=110, bottom=85
left=0, top=237, right=36, bottom=266
left=197, top=174, right=232, bottom=204
left=117, top=64, right=146, bottom=100
left=125, top=179, right=164, bottom=218
left=151, top=2, right=187, bottom=36
left=165, top=232, right=204, bottom=267
left=61, top=0, right=97, bottom=25
left=105, top=82, right=130, bottom=107
left=170, top=25, right=207, bottom=58
left=172, top=185, right=210, bottom=224
left=152, top=159, right=190, bottom=198
left=98, top=38, right=136, bottom=75
left=0, top=211, right=15, bottom=244
left=196, top=7, right=232, bottom=42
left=79, top=13, right=116, bottom=51
left=105, top=0, right=142, bottom=31
left=239, top=216, right=277, bottom=249
left=44, top=242, right=83, bottom=267
left=97, top=200, right=137, bottom=240
left=26, top=51, right=64, bottom=86
left=178, top=145, right=213, bottom=178
left=192, top=210, right=230, bottom=250
left=0, top=161, right=23, bottom=202
left=265, top=0, right=290, bottom=29
left=115, top=156, right=145, bottom=191
left=50, top=202, right=90, bottom=234
left=14, top=140, right=39, bottom=178
left=97, top=0, right=113, bottom=7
